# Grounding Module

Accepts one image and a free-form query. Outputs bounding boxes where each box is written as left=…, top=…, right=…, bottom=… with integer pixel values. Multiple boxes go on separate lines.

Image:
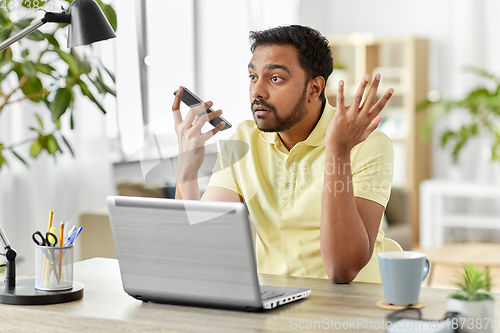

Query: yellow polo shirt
left=207, top=102, right=393, bottom=282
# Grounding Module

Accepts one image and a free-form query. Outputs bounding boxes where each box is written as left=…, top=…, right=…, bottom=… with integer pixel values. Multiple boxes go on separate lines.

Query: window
left=114, top=0, right=300, bottom=163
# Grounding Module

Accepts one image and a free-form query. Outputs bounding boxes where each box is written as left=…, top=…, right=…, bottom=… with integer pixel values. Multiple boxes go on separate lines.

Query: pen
left=66, top=226, right=76, bottom=241
left=65, top=226, right=82, bottom=246
left=63, top=219, right=73, bottom=241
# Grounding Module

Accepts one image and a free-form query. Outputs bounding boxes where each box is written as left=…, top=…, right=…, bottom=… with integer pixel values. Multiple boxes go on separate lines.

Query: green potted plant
left=420, top=66, right=500, bottom=165
left=447, top=263, right=495, bottom=333
left=0, top=0, right=117, bottom=170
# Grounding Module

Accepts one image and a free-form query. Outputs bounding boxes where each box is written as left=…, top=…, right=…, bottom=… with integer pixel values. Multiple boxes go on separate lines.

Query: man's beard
left=251, top=83, right=308, bottom=133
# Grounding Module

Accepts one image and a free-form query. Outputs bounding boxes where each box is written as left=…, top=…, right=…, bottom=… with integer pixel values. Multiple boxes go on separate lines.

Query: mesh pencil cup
left=35, top=244, right=74, bottom=291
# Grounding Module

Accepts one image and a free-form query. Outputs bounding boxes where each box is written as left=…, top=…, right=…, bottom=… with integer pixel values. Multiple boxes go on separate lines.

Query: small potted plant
left=447, top=263, right=495, bottom=333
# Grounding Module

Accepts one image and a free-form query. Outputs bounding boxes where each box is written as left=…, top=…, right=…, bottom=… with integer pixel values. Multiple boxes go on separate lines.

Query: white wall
left=299, top=0, right=500, bottom=180
left=299, top=0, right=500, bottom=242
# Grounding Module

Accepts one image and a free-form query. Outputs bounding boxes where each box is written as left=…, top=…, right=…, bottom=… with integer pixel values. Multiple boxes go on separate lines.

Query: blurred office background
left=1, top=0, right=500, bottom=286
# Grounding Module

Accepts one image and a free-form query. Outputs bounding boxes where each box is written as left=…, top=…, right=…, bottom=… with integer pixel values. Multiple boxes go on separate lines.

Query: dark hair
left=249, top=25, right=334, bottom=104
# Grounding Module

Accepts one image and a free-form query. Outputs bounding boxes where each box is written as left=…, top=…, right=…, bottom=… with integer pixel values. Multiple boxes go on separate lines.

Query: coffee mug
left=378, top=251, right=430, bottom=306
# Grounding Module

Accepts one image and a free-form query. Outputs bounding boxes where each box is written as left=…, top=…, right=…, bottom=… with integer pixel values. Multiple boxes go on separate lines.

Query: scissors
left=32, top=231, right=58, bottom=247
left=32, top=231, right=60, bottom=283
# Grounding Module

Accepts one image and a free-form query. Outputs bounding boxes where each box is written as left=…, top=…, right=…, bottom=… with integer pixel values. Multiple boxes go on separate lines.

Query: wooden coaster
left=376, top=300, right=425, bottom=310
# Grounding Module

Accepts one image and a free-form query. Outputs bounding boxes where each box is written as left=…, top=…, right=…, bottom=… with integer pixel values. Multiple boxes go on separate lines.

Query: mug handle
left=422, top=259, right=430, bottom=281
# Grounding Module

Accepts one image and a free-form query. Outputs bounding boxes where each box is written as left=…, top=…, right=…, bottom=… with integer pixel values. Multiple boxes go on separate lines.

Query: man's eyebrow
left=247, top=63, right=291, bottom=74
left=265, top=64, right=290, bottom=74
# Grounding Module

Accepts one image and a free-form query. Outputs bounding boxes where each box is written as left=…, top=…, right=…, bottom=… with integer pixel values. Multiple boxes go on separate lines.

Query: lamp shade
left=68, top=0, right=116, bottom=48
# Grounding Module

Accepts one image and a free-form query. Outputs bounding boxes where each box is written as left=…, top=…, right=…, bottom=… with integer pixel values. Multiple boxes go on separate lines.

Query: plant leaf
left=0, top=27, right=12, bottom=44
left=97, top=69, right=116, bottom=96
left=33, top=63, right=56, bottom=76
left=96, top=0, right=117, bottom=31
left=12, top=18, right=32, bottom=31
left=89, top=75, right=115, bottom=97
left=0, top=148, right=6, bottom=169
left=21, top=61, right=37, bottom=79
left=450, top=263, right=494, bottom=301
left=448, top=292, right=467, bottom=300
left=463, top=65, right=497, bottom=81
left=46, top=135, right=62, bottom=155
left=30, top=140, right=43, bottom=158
left=89, top=77, right=106, bottom=94
left=0, top=47, right=12, bottom=67
left=29, top=126, right=42, bottom=135
left=60, top=134, right=74, bottom=157
left=101, top=64, right=116, bottom=84
left=70, top=49, right=92, bottom=74
left=70, top=108, right=74, bottom=129
left=11, top=149, right=28, bottom=166
left=77, top=79, right=106, bottom=114
left=26, top=29, right=45, bottom=41
left=0, top=7, right=10, bottom=24
left=81, top=59, right=92, bottom=75
left=35, top=113, right=44, bottom=131
left=49, top=87, right=73, bottom=122
left=53, top=48, right=81, bottom=77
left=20, top=76, right=44, bottom=102
left=44, top=33, right=60, bottom=49
left=417, top=99, right=435, bottom=111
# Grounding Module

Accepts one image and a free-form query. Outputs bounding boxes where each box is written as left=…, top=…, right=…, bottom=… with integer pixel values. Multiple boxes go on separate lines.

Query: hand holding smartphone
left=173, top=87, right=232, bottom=131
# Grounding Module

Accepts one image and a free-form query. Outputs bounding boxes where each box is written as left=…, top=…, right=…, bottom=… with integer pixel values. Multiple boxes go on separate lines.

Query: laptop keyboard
left=260, top=290, right=285, bottom=300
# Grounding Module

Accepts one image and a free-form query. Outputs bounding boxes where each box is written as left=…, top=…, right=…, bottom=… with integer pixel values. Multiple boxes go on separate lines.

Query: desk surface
left=1, top=258, right=498, bottom=332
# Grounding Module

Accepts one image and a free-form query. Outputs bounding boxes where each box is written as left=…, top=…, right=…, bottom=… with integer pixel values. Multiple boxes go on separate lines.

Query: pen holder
left=35, top=244, right=74, bottom=291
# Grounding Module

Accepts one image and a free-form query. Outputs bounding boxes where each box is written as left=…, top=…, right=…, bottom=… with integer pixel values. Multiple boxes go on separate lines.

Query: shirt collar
left=258, top=99, right=336, bottom=147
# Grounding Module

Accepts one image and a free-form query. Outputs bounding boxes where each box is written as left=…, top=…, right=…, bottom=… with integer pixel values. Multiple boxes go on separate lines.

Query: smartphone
left=173, top=87, right=232, bottom=131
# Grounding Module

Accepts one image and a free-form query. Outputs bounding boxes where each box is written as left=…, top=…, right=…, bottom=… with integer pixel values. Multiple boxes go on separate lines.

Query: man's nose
left=250, top=79, right=269, bottom=100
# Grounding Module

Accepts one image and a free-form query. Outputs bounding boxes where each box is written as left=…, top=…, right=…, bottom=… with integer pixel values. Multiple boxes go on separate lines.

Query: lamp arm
left=0, top=11, right=72, bottom=53
left=0, top=226, right=11, bottom=250
left=0, top=19, right=46, bottom=52
left=0, top=226, right=16, bottom=289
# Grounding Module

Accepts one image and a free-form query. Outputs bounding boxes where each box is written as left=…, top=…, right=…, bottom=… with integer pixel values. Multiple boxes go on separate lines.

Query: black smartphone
left=173, top=87, right=232, bottom=131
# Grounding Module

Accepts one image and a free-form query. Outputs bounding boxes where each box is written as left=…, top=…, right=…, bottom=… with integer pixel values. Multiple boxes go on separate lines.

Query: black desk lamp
left=0, top=0, right=116, bottom=52
left=0, top=0, right=116, bottom=305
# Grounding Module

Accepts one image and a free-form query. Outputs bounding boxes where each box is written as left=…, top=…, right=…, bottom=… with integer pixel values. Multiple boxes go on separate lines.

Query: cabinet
left=327, top=35, right=430, bottom=246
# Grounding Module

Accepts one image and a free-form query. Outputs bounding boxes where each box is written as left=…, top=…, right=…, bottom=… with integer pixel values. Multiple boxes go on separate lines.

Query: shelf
left=441, top=215, right=500, bottom=229
left=328, top=36, right=430, bottom=246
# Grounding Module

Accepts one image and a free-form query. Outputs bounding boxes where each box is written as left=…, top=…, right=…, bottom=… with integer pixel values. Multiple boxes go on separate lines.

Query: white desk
left=420, top=179, right=500, bottom=248
left=0, top=258, right=482, bottom=332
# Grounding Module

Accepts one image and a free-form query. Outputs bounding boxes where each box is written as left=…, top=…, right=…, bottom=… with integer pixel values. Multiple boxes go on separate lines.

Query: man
left=171, top=25, right=394, bottom=284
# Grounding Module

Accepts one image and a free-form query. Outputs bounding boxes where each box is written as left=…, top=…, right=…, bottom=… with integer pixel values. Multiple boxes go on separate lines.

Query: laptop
left=106, top=196, right=311, bottom=311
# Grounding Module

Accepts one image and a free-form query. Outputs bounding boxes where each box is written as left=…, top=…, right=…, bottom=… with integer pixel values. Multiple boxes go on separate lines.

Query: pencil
left=43, top=211, right=54, bottom=286
left=58, top=222, right=64, bottom=280
left=47, top=211, right=53, bottom=232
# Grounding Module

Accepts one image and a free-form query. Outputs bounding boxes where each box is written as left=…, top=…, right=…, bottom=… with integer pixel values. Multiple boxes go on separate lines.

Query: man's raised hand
left=326, top=74, right=394, bottom=153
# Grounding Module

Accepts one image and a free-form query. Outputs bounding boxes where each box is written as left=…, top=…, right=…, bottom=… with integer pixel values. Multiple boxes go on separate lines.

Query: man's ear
left=308, top=76, right=325, bottom=101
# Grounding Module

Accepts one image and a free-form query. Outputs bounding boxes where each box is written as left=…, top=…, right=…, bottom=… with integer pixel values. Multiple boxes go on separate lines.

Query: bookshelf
left=326, top=35, right=431, bottom=246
